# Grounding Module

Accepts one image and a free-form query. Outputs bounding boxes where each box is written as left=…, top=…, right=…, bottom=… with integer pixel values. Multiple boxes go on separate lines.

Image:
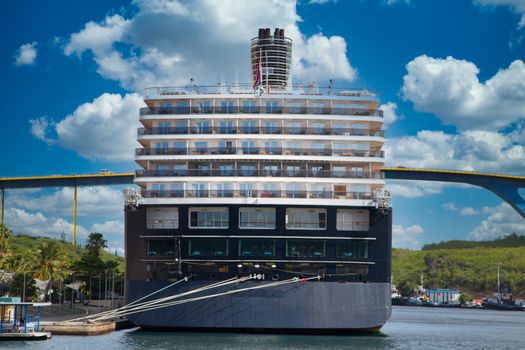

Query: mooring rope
left=62, top=276, right=247, bottom=323
left=91, top=276, right=252, bottom=321
left=93, top=276, right=321, bottom=321
left=60, top=275, right=193, bottom=323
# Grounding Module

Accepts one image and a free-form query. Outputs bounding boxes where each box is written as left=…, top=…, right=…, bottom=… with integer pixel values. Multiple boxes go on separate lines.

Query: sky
left=0, top=0, right=524, bottom=254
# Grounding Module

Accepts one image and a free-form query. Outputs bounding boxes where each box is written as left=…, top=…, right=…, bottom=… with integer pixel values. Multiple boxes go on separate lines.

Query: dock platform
left=0, top=332, right=51, bottom=340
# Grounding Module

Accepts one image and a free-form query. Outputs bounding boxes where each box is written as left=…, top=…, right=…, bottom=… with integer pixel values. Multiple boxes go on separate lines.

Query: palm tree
left=0, top=224, right=12, bottom=257
left=1, top=251, right=36, bottom=273
left=85, top=232, right=108, bottom=257
left=33, top=241, right=67, bottom=282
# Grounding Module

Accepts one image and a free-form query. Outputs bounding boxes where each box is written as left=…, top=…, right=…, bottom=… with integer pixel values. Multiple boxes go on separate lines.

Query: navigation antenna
left=123, top=187, right=141, bottom=210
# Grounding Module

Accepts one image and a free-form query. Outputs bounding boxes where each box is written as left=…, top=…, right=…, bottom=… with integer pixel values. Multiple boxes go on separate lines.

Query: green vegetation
left=422, top=233, right=525, bottom=250
left=393, top=235, right=525, bottom=297
left=0, top=225, right=124, bottom=302
left=85, top=232, right=108, bottom=257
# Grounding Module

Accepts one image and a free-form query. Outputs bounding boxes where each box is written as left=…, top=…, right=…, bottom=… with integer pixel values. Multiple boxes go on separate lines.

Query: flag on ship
left=253, top=50, right=262, bottom=90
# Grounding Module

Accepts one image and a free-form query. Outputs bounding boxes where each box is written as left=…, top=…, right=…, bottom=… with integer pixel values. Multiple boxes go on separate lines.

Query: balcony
left=135, top=147, right=385, bottom=158
left=137, top=126, right=384, bottom=137
left=139, top=106, right=383, bottom=117
left=135, top=169, right=385, bottom=179
left=141, top=189, right=373, bottom=200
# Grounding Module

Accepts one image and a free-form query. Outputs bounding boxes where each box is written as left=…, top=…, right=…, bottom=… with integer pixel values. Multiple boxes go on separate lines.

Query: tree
left=1, top=252, right=36, bottom=273
left=0, top=224, right=13, bottom=257
left=459, top=293, right=473, bottom=305
left=33, top=241, right=67, bottom=281
left=85, top=232, right=108, bottom=257
left=9, top=273, right=37, bottom=301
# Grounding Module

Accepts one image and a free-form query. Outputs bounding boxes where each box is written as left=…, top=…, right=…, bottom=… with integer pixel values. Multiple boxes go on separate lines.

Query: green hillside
left=422, top=233, right=525, bottom=250
left=393, top=242, right=525, bottom=297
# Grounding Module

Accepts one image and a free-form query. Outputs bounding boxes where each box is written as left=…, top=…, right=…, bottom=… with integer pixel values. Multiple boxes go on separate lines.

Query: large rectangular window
left=336, top=240, right=369, bottom=259
left=189, top=208, right=229, bottom=229
left=238, top=239, right=276, bottom=257
left=188, top=239, right=228, bottom=256
left=286, top=240, right=326, bottom=258
left=146, top=207, right=179, bottom=229
left=336, top=209, right=370, bottom=231
left=239, top=208, right=276, bottom=229
left=286, top=209, right=326, bottom=229
left=147, top=240, right=176, bottom=257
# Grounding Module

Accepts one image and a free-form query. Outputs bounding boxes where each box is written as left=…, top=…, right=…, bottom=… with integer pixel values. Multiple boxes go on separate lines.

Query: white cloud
left=5, top=206, right=125, bottom=252
left=459, top=207, right=480, bottom=216
left=30, top=93, right=144, bottom=161
left=442, top=202, right=480, bottom=216
left=387, top=180, right=447, bottom=198
left=385, top=128, right=525, bottom=175
left=14, top=42, right=38, bottom=66
left=308, top=0, right=337, bottom=4
left=5, top=208, right=89, bottom=240
left=401, top=55, right=525, bottom=130
left=62, top=0, right=357, bottom=91
left=380, top=102, right=402, bottom=127
left=474, top=0, right=525, bottom=28
left=442, top=202, right=458, bottom=211
left=29, top=117, right=54, bottom=143
left=91, top=220, right=124, bottom=237
left=393, top=224, right=424, bottom=250
left=384, top=0, right=411, bottom=5
left=9, top=187, right=124, bottom=217
left=64, top=15, right=131, bottom=57
left=469, top=202, right=525, bottom=240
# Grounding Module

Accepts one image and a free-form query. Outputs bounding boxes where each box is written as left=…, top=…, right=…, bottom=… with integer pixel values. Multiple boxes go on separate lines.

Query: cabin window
left=286, top=209, right=326, bottom=229
left=188, top=239, right=229, bottom=257
left=239, top=208, right=276, bottom=229
left=336, top=209, right=369, bottom=231
left=336, top=240, right=369, bottom=259
left=146, top=207, right=179, bottom=229
left=286, top=240, right=326, bottom=258
left=147, top=240, right=176, bottom=257
left=238, top=239, right=276, bottom=257
left=189, top=208, right=229, bottom=229
left=241, top=100, right=258, bottom=113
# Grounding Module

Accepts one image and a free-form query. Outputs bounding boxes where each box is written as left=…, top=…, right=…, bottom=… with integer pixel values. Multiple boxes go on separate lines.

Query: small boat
left=0, top=297, right=52, bottom=341
left=482, top=282, right=523, bottom=311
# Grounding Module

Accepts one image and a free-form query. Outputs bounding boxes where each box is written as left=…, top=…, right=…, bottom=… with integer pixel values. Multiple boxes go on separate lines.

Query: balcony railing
left=137, top=126, right=384, bottom=137
left=139, top=106, right=383, bottom=117
left=141, top=189, right=373, bottom=200
left=136, top=169, right=385, bottom=179
left=135, top=147, right=385, bottom=158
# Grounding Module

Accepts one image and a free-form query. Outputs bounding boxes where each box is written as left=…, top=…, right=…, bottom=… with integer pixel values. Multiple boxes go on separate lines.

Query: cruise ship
left=124, top=28, right=392, bottom=333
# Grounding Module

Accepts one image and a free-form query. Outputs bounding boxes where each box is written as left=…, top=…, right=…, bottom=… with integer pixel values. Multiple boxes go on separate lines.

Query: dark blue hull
left=125, top=280, right=392, bottom=333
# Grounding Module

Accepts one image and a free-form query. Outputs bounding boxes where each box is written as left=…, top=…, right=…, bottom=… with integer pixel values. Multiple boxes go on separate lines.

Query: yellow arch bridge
left=0, top=168, right=523, bottom=245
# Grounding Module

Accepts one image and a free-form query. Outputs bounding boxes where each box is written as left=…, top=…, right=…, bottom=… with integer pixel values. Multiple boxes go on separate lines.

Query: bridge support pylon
left=72, top=185, right=77, bottom=246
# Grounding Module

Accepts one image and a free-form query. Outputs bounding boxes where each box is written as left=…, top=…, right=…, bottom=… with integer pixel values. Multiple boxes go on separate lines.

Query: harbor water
left=2, top=306, right=524, bottom=350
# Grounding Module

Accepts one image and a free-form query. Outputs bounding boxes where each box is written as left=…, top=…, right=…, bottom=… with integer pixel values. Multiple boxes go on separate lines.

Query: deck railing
left=136, top=169, right=385, bottom=179
left=137, top=126, right=384, bottom=137
left=135, top=147, right=385, bottom=158
left=141, top=189, right=373, bottom=200
left=139, top=106, right=383, bottom=117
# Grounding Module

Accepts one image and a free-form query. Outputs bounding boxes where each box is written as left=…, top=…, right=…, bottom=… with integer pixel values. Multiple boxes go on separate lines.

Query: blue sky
left=1, top=0, right=524, bottom=253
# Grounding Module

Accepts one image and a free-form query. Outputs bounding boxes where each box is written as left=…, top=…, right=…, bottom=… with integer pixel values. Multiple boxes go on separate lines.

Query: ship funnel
left=250, top=27, right=292, bottom=89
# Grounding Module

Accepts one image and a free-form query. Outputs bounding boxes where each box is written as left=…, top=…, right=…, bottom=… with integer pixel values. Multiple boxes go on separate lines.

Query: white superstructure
left=134, top=28, right=387, bottom=209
